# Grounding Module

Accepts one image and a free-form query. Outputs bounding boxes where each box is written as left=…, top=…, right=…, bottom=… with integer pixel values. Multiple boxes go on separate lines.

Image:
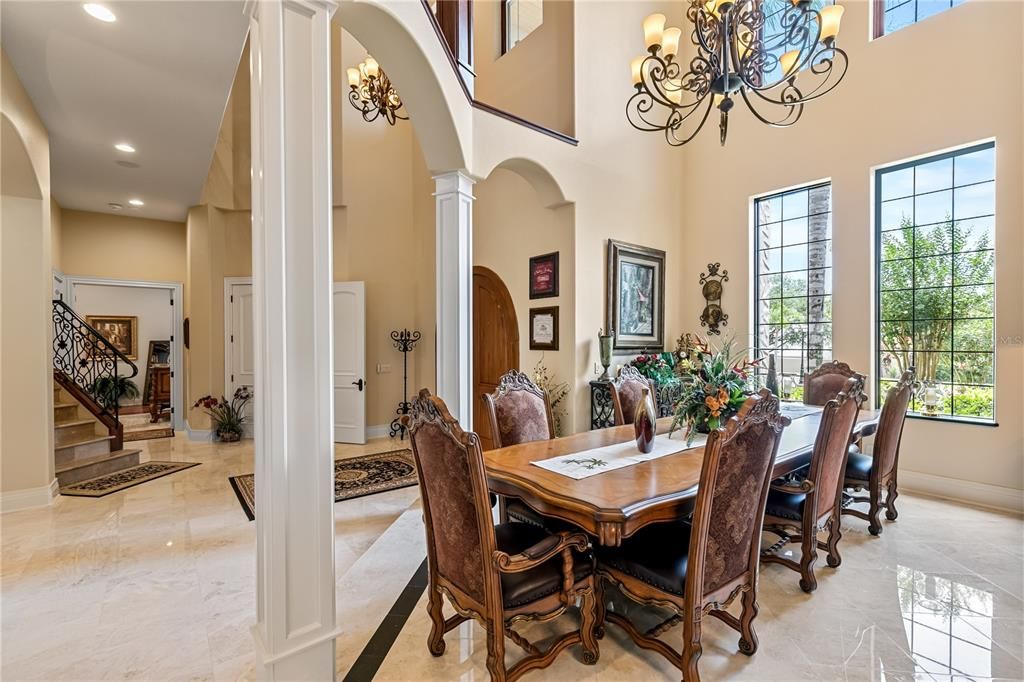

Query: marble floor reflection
left=1, top=433, right=1021, bottom=681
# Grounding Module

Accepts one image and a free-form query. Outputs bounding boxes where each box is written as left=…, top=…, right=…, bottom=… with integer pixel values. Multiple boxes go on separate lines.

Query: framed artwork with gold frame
left=86, top=315, right=138, bottom=360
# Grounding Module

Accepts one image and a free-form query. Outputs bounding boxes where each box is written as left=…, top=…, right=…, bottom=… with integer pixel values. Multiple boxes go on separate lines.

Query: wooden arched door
left=473, top=266, right=519, bottom=450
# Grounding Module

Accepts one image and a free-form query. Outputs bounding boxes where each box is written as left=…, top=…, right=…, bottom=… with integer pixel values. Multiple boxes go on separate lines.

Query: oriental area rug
left=60, top=461, right=200, bottom=497
left=228, top=449, right=417, bottom=521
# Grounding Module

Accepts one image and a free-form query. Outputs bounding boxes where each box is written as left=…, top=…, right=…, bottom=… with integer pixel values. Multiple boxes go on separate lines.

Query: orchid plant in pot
left=193, top=386, right=252, bottom=442
left=669, top=334, right=760, bottom=443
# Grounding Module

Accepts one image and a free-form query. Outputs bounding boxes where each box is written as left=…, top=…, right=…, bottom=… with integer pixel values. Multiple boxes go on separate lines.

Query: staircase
left=51, top=299, right=143, bottom=489
left=53, top=382, right=141, bottom=487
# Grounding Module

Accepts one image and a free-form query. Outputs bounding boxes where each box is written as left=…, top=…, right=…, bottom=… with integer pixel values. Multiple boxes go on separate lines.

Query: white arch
left=335, top=0, right=471, bottom=173
left=490, top=156, right=570, bottom=209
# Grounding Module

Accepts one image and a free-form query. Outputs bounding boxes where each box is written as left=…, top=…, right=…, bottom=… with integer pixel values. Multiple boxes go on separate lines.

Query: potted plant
left=193, top=387, right=253, bottom=442
left=89, top=376, right=140, bottom=410
left=670, top=334, right=760, bottom=443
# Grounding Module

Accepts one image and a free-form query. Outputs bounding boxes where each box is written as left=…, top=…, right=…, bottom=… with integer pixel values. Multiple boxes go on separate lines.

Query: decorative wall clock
left=699, top=262, right=729, bottom=335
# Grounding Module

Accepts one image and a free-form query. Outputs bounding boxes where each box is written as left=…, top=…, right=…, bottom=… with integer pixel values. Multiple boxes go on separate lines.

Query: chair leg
left=868, top=484, right=884, bottom=536
left=885, top=479, right=900, bottom=521
left=681, top=617, right=703, bottom=682
left=497, top=496, right=510, bottom=524
left=825, top=516, right=842, bottom=568
left=426, top=587, right=447, bottom=656
left=485, top=623, right=507, bottom=682
left=799, top=530, right=818, bottom=593
left=579, top=584, right=600, bottom=665
left=737, top=587, right=759, bottom=656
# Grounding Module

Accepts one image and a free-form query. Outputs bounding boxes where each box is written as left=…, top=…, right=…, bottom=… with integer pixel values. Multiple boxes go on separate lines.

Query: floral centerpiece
left=670, top=334, right=759, bottom=442
left=193, top=386, right=253, bottom=442
left=628, top=351, right=677, bottom=385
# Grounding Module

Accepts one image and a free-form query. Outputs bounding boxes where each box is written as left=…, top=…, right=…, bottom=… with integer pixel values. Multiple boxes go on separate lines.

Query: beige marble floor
left=1, top=434, right=1021, bottom=681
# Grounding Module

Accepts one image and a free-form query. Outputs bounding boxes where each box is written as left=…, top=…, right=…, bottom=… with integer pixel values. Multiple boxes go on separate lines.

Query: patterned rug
left=228, top=449, right=417, bottom=521
left=60, top=461, right=200, bottom=497
left=123, top=428, right=175, bottom=442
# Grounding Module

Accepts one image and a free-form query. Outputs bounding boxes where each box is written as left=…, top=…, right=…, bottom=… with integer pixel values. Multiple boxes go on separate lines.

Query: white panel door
left=333, top=282, right=366, bottom=444
left=228, top=283, right=255, bottom=430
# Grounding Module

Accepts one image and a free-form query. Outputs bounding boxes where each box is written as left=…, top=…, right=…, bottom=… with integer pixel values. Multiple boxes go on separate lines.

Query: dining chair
left=842, top=368, right=915, bottom=536
left=802, top=360, right=864, bottom=406
left=402, top=389, right=600, bottom=681
left=608, top=365, right=657, bottom=426
left=482, top=369, right=557, bottom=526
left=595, top=389, right=790, bottom=682
left=761, top=376, right=866, bottom=592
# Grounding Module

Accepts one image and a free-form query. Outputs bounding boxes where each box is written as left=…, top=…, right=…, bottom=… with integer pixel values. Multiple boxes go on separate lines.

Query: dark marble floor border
left=343, top=558, right=429, bottom=681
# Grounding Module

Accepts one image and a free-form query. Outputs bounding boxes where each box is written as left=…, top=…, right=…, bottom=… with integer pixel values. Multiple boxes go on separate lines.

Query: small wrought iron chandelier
left=346, top=57, right=407, bottom=125
left=627, top=0, right=848, bottom=146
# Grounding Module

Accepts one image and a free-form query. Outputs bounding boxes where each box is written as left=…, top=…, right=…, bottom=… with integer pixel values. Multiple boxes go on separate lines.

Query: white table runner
left=531, top=431, right=708, bottom=480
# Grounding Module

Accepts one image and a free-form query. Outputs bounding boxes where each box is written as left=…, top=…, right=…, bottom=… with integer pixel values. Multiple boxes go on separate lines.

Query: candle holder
left=388, top=328, right=421, bottom=439
left=918, top=379, right=944, bottom=416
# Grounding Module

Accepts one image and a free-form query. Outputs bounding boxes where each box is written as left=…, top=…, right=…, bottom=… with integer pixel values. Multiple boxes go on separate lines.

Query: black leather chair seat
left=494, top=523, right=592, bottom=609
left=506, top=499, right=577, bottom=533
left=596, top=521, right=691, bottom=596
left=764, top=488, right=807, bottom=522
left=845, top=446, right=873, bottom=481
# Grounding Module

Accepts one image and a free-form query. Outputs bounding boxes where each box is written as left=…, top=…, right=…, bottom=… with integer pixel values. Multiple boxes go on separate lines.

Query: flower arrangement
left=193, top=386, right=253, bottom=442
left=670, top=334, right=760, bottom=442
left=628, top=351, right=677, bottom=385
left=533, top=356, right=570, bottom=437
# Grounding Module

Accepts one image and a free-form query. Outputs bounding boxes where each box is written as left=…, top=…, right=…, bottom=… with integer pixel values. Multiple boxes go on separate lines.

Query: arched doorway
left=473, top=266, right=519, bottom=450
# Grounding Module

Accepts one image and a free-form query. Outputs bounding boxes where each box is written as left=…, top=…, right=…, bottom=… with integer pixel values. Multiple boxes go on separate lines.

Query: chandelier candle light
left=346, top=56, right=407, bottom=125
left=628, top=1, right=848, bottom=146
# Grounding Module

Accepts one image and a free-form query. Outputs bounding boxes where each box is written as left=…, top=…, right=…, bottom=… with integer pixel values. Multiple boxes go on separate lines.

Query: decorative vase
left=598, top=329, right=613, bottom=381
left=634, top=386, right=656, bottom=453
left=218, top=429, right=242, bottom=443
left=766, top=353, right=779, bottom=397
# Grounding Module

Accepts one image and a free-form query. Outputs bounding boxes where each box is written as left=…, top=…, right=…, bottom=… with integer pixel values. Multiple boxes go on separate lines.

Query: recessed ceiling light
left=83, top=3, right=116, bottom=22
left=128, top=198, right=144, bottom=206
left=115, top=142, right=135, bottom=153
left=108, top=202, right=123, bottom=210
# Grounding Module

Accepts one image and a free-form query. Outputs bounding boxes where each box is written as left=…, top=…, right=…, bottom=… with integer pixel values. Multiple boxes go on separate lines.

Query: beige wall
left=473, top=167, right=575, bottom=433
left=1, top=48, right=55, bottom=500
left=58, top=208, right=187, bottom=284
left=677, top=1, right=1024, bottom=493
left=473, top=0, right=575, bottom=136
left=50, top=197, right=62, bottom=271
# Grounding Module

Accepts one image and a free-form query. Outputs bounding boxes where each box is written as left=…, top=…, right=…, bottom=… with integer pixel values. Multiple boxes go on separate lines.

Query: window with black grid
left=874, top=0, right=966, bottom=38
left=754, top=182, right=833, bottom=400
left=876, top=141, right=996, bottom=422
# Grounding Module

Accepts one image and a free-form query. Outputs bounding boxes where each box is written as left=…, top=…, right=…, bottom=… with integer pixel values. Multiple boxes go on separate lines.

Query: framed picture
left=529, top=252, right=559, bottom=299
left=529, top=306, right=559, bottom=351
left=86, top=315, right=138, bottom=360
left=606, top=239, right=665, bottom=353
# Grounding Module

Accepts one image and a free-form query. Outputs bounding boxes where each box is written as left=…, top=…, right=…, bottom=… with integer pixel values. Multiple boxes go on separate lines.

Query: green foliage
left=628, top=352, right=676, bottom=385
left=193, top=387, right=253, bottom=438
left=879, top=215, right=994, bottom=385
left=89, top=376, right=140, bottom=409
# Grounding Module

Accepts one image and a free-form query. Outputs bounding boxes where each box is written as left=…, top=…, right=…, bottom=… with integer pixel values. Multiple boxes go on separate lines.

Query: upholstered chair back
left=688, top=390, right=790, bottom=599
left=482, top=370, right=555, bottom=448
left=803, top=360, right=863, bottom=406
left=873, top=369, right=916, bottom=480
left=403, top=389, right=495, bottom=605
left=609, top=365, right=657, bottom=426
left=806, top=376, right=866, bottom=518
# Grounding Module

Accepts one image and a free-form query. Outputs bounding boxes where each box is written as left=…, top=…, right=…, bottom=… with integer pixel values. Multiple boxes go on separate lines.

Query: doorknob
left=352, top=379, right=364, bottom=391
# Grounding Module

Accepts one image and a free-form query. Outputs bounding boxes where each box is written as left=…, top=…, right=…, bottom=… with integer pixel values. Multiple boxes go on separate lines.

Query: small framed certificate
left=529, top=306, right=559, bottom=351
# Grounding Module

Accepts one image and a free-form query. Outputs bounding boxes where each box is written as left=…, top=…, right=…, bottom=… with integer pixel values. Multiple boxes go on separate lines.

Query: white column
left=434, top=171, right=475, bottom=426
left=247, top=1, right=338, bottom=679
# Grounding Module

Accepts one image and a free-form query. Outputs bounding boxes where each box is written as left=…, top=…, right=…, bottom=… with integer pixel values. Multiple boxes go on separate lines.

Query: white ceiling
left=1, top=1, right=248, bottom=222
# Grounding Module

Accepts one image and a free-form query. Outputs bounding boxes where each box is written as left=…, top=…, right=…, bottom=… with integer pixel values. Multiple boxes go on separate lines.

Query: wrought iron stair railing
left=52, top=299, right=139, bottom=426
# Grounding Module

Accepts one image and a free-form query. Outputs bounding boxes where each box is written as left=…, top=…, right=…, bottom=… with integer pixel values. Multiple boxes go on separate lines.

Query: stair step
left=54, top=403, right=80, bottom=421
left=54, top=434, right=113, bottom=451
left=55, top=418, right=96, bottom=429
left=54, top=401, right=78, bottom=409
left=54, top=419, right=102, bottom=446
left=56, top=449, right=142, bottom=487
left=54, top=434, right=114, bottom=463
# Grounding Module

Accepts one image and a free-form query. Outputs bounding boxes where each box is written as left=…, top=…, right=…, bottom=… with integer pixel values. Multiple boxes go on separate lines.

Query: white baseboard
left=899, top=469, right=1024, bottom=515
left=1, top=478, right=58, bottom=513
left=186, top=422, right=214, bottom=442
left=366, top=424, right=392, bottom=440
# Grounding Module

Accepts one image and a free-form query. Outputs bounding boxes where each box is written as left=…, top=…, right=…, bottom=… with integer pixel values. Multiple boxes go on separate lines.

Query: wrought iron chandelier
left=627, top=0, right=848, bottom=146
left=346, top=57, right=407, bottom=125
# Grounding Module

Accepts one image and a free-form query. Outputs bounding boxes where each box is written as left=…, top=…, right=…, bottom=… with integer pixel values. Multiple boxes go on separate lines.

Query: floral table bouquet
left=670, top=334, right=760, bottom=443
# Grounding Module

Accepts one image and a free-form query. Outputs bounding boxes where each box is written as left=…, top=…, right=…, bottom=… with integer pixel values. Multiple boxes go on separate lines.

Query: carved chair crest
left=806, top=360, right=858, bottom=381
left=492, top=369, right=545, bottom=401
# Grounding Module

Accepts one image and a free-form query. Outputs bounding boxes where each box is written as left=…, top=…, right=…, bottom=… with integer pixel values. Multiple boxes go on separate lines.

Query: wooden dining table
left=484, top=407, right=879, bottom=547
